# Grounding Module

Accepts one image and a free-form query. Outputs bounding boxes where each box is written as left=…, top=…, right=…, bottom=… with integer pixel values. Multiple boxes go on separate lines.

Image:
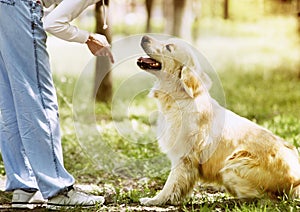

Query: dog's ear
left=180, top=66, right=212, bottom=98
left=180, top=66, right=200, bottom=98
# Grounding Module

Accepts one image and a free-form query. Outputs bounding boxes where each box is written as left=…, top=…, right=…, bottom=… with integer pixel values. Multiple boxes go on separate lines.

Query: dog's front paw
left=140, top=197, right=163, bottom=206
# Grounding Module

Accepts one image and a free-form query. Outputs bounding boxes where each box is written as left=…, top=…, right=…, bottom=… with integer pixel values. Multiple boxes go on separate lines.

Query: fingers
left=94, top=47, right=115, bottom=64
left=86, top=33, right=114, bottom=63
left=103, top=47, right=114, bottom=64
left=106, top=49, right=115, bottom=64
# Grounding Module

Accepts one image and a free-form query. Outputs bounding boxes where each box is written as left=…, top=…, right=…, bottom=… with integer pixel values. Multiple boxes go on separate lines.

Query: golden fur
left=138, top=35, right=300, bottom=206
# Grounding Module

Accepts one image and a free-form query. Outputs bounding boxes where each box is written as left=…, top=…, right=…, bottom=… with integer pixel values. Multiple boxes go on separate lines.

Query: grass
left=1, top=16, right=300, bottom=211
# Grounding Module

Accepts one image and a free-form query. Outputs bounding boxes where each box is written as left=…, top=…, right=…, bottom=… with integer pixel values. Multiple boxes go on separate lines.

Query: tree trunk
left=173, top=0, right=186, bottom=36
left=162, top=0, right=173, bottom=35
left=224, top=0, right=229, bottom=20
left=94, top=0, right=113, bottom=102
left=162, top=0, right=186, bottom=37
left=297, top=0, right=300, bottom=34
left=145, top=0, right=154, bottom=32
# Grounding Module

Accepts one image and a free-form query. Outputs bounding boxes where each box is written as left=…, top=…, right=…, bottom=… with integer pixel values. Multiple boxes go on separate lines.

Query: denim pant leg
left=0, top=51, right=40, bottom=193
left=0, top=0, right=74, bottom=198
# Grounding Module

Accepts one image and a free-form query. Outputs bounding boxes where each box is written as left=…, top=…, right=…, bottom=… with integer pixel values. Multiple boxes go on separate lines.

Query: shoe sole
left=12, top=203, right=47, bottom=209
left=46, top=203, right=99, bottom=210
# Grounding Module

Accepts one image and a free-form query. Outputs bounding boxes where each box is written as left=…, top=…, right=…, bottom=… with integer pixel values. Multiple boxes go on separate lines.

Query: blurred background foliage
left=72, top=0, right=300, bottom=36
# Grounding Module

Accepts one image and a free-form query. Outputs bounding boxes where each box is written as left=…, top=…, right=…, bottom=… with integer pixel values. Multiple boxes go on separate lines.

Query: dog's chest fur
left=152, top=84, right=213, bottom=164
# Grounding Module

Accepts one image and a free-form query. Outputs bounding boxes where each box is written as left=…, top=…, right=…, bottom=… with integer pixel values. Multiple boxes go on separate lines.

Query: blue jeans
left=0, top=0, right=75, bottom=198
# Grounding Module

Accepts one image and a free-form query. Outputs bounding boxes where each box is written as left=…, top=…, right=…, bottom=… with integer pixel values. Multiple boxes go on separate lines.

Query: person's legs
left=0, top=0, right=74, bottom=199
left=0, top=51, right=39, bottom=193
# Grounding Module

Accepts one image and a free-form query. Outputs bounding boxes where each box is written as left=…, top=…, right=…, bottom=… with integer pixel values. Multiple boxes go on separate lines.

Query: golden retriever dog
left=136, top=35, right=300, bottom=206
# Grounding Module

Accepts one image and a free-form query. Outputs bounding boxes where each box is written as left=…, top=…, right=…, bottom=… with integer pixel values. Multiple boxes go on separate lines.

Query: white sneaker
left=47, top=187, right=105, bottom=209
left=12, top=189, right=47, bottom=209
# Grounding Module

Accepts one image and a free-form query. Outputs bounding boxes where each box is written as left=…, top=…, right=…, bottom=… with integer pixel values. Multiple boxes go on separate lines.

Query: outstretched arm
left=43, top=0, right=114, bottom=62
left=43, top=0, right=99, bottom=43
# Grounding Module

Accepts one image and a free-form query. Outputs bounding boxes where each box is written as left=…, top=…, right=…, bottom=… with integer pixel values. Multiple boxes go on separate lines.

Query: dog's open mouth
left=137, top=57, right=161, bottom=71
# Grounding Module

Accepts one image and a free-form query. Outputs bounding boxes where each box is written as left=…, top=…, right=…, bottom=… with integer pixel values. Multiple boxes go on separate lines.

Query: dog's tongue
left=137, top=57, right=161, bottom=70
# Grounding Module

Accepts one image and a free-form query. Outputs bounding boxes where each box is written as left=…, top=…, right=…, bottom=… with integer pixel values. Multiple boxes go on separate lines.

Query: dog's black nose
left=142, top=35, right=151, bottom=44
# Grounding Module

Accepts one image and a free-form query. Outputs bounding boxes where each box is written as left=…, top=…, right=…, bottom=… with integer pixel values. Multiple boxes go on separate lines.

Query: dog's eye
left=166, top=44, right=174, bottom=52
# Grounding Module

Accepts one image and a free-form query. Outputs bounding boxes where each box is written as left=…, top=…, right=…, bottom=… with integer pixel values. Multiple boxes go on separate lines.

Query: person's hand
left=86, top=33, right=114, bottom=63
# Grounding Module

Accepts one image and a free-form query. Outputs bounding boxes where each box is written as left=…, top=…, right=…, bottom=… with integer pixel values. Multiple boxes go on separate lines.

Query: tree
left=145, top=0, right=187, bottom=37
left=297, top=0, right=300, bottom=33
left=224, top=0, right=229, bottom=19
left=94, top=0, right=113, bottom=102
left=145, top=0, right=154, bottom=32
left=172, top=0, right=187, bottom=36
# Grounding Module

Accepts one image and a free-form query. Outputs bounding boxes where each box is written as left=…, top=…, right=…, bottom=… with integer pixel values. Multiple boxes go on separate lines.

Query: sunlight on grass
left=198, top=17, right=300, bottom=79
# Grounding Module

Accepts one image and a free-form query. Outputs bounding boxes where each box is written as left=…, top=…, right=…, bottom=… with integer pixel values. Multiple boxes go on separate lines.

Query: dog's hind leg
left=221, top=169, right=263, bottom=199
left=220, top=150, right=264, bottom=199
left=140, top=157, right=199, bottom=206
